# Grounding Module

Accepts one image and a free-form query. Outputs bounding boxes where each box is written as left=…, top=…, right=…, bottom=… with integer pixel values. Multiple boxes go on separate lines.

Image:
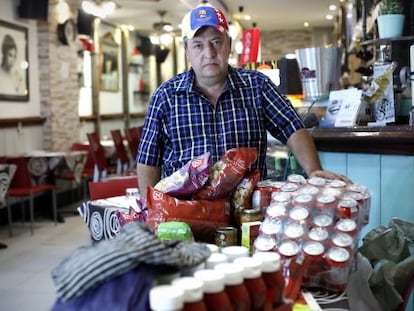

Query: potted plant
left=377, top=0, right=405, bottom=39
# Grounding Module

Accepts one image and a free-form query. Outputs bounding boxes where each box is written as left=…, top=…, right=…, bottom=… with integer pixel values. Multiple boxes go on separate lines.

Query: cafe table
left=17, top=150, right=88, bottom=186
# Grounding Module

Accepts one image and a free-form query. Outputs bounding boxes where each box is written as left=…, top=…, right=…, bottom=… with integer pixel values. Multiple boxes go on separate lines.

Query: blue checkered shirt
left=137, top=66, right=304, bottom=178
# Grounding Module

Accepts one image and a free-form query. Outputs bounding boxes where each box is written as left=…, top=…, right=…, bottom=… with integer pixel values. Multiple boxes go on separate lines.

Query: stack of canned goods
left=252, top=174, right=371, bottom=292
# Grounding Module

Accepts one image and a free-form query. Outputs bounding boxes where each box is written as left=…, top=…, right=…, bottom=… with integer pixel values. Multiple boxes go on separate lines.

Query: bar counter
left=310, top=125, right=414, bottom=155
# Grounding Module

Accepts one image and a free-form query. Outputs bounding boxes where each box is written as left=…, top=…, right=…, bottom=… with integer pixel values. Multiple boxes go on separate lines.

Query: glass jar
left=171, top=277, right=207, bottom=311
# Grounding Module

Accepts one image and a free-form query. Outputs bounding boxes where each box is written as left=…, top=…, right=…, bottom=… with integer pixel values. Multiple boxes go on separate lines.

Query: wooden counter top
left=310, top=125, right=414, bottom=155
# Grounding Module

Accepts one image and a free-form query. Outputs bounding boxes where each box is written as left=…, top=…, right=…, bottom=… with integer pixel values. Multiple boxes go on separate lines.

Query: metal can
left=312, top=214, right=335, bottom=232
left=260, top=217, right=283, bottom=237
left=270, top=192, right=292, bottom=206
left=336, top=198, right=359, bottom=222
left=302, top=241, right=326, bottom=286
left=280, top=182, right=299, bottom=193
left=287, top=173, right=306, bottom=185
left=265, top=202, right=287, bottom=220
left=330, top=232, right=355, bottom=257
left=324, top=247, right=351, bottom=292
left=283, top=222, right=305, bottom=243
left=292, top=194, right=314, bottom=209
left=346, top=184, right=371, bottom=225
left=253, top=233, right=277, bottom=253
left=314, top=194, right=337, bottom=218
left=307, top=177, right=326, bottom=187
left=240, top=208, right=263, bottom=224
left=298, top=185, right=320, bottom=196
left=288, top=206, right=311, bottom=228
left=252, top=180, right=274, bottom=210
left=215, top=226, right=238, bottom=248
left=335, top=218, right=358, bottom=239
left=307, top=227, right=330, bottom=246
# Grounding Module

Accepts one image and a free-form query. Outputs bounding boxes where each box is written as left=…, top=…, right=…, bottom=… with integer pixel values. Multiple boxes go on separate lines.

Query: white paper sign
left=326, top=89, right=362, bottom=127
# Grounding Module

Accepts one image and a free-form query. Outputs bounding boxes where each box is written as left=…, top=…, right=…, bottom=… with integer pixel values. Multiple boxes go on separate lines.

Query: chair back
left=7, top=157, right=32, bottom=188
left=71, top=143, right=94, bottom=175
left=110, top=129, right=130, bottom=166
left=125, top=126, right=143, bottom=161
left=0, top=162, right=16, bottom=205
left=88, top=176, right=138, bottom=200
left=86, top=132, right=108, bottom=172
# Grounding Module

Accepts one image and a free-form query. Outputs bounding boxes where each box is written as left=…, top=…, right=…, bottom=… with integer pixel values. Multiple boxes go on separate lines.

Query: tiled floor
left=0, top=205, right=89, bottom=311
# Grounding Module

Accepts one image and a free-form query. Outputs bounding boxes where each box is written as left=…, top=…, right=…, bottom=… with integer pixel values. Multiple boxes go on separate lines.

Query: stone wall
left=38, top=0, right=81, bottom=151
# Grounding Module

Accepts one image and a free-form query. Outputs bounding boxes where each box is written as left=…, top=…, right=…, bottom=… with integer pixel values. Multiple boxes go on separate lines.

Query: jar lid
left=252, top=251, right=281, bottom=272
left=214, top=262, right=244, bottom=285
left=193, top=269, right=225, bottom=293
left=205, top=253, right=228, bottom=269
left=149, top=284, right=184, bottom=311
left=171, top=277, right=204, bottom=303
left=233, top=257, right=261, bottom=279
left=221, top=246, right=249, bottom=261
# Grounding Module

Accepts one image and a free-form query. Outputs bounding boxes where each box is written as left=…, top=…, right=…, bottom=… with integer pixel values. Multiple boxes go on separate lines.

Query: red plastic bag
left=194, top=147, right=258, bottom=200
left=146, top=187, right=230, bottom=242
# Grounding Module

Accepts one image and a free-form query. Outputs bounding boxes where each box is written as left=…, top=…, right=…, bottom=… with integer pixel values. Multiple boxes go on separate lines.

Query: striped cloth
left=52, top=222, right=210, bottom=301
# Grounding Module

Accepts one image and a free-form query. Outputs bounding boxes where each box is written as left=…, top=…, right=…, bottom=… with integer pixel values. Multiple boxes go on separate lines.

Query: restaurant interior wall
left=0, top=0, right=42, bottom=156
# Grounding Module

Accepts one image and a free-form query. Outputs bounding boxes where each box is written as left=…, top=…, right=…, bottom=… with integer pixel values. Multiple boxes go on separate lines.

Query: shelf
left=362, top=36, right=414, bottom=46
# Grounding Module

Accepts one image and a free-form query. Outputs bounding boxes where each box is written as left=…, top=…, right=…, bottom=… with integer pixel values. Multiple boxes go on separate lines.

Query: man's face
left=185, top=27, right=231, bottom=84
left=5, top=48, right=17, bottom=69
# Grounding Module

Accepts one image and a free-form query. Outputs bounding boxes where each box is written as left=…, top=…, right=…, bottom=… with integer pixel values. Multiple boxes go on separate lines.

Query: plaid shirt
left=137, top=66, right=304, bottom=178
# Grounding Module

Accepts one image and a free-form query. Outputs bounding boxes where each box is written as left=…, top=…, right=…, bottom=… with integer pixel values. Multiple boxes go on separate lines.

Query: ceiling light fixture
left=81, top=0, right=118, bottom=18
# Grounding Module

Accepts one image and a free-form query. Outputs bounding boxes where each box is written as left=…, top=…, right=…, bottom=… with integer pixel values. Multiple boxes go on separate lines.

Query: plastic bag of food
left=232, top=169, right=261, bottom=210
left=146, top=187, right=230, bottom=242
left=154, top=152, right=210, bottom=199
left=194, top=147, right=258, bottom=200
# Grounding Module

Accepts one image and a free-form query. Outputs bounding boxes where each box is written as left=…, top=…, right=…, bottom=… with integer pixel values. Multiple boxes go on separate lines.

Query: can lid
left=284, top=222, right=305, bottom=239
left=266, top=203, right=287, bottom=218
left=308, top=177, right=326, bottom=187
left=272, top=192, right=292, bottom=202
left=254, top=234, right=277, bottom=251
left=303, top=241, right=325, bottom=256
left=193, top=269, right=225, bottom=293
left=260, top=218, right=283, bottom=235
left=308, top=227, right=329, bottom=241
left=214, top=262, right=244, bottom=285
left=327, top=246, right=350, bottom=262
left=336, top=218, right=357, bottom=232
left=278, top=240, right=300, bottom=257
left=289, top=206, right=309, bottom=221
left=332, top=232, right=353, bottom=247
left=329, top=179, right=347, bottom=188
left=281, top=183, right=299, bottom=192
left=252, top=251, right=281, bottom=272
left=294, top=194, right=313, bottom=204
left=171, top=277, right=204, bottom=303
left=313, top=214, right=334, bottom=227
left=233, top=257, right=262, bottom=279
left=149, top=284, right=184, bottom=311
left=317, top=194, right=336, bottom=204
left=299, top=185, right=319, bottom=196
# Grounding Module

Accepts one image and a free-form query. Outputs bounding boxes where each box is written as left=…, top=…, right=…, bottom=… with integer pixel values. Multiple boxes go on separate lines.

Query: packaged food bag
left=194, top=147, right=258, bottom=200
left=146, top=187, right=230, bottom=242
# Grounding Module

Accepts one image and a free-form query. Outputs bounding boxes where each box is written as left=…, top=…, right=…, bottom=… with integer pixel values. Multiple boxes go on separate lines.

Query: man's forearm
left=136, top=163, right=161, bottom=199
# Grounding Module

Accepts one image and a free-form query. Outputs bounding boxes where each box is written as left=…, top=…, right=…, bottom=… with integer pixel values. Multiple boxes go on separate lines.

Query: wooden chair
left=86, top=132, right=118, bottom=182
left=110, top=129, right=132, bottom=173
left=124, top=126, right=143, bottom=164
left=6, top=156, right=57, bottom=236
left=88, top=176, right=138, bottom=200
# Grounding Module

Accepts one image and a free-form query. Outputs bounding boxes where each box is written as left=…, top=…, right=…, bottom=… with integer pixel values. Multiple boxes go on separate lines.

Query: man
left=136, top=4, right=349, bottom=199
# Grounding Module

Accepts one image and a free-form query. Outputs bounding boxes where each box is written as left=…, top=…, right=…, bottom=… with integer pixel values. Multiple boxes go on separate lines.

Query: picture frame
left=100, top=32, right=119, bottom=92
left=0, top=20, right=29, bottom=101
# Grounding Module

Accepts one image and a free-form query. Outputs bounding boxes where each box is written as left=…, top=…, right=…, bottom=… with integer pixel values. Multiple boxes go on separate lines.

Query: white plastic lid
left=233, top=257, right=262, bottom=279
left=171, top=277, right=204, bottom=303
left=205, top=253, right=228, bottom=269
left=149, top=284, right=184, bottom=311
left=221, top=246, right=249, bottom=261
left=214, top=262, right=244, bottom=285
left=193, top=269, right=225, bottom=293
left=252, top=251, right=281, bottom=272
left=205, top=243, right=219, bottom=253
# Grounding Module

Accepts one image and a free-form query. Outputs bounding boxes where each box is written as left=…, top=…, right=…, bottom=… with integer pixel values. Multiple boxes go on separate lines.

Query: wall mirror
left=100, top=32, right=119, bottom=92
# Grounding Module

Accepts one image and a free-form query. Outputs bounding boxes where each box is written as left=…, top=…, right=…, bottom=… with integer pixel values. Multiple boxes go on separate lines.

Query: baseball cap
left=181, top=4, right=229, bottom=40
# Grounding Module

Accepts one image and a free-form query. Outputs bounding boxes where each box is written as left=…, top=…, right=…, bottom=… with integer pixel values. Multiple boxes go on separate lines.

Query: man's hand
left=309, top=170, right=353, bottom=184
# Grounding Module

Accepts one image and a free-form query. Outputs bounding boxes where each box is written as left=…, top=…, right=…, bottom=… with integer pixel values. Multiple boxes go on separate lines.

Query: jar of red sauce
left=193, top=269, right=233, bottom=311
left=171, top=277, right=207, bottom=311
left=233, top=256, right=267, bottom=311
left=214, top=262, right=251, bottom=311
left=253, top=251, right=285, bottom=309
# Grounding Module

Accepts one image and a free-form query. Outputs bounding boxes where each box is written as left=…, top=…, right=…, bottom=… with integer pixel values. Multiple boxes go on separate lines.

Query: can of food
left=240, top=208, right=263, bottom=224
left=215, top=226, right=238, bottom=248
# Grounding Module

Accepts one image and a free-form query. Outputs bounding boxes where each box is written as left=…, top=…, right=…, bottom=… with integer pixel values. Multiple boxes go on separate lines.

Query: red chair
left=86, top=132, right=118, bottom=181
left=6, top=156, right=57, bottom=236
left=55, top=143, right=95, bottom=199
left=88, top=176, right=138, bottom=200
left=124, top=126, right=143, bottom=163
left=110, top=129, right=132, bottom=173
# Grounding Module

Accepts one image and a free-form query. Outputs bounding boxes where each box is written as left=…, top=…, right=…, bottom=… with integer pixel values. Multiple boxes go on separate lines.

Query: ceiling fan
left=152, top=10, right=174, bottom=32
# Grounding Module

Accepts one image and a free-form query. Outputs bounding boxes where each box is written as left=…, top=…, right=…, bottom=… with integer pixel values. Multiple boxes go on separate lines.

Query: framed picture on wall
left=0, top=20, right=29, bottom=101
